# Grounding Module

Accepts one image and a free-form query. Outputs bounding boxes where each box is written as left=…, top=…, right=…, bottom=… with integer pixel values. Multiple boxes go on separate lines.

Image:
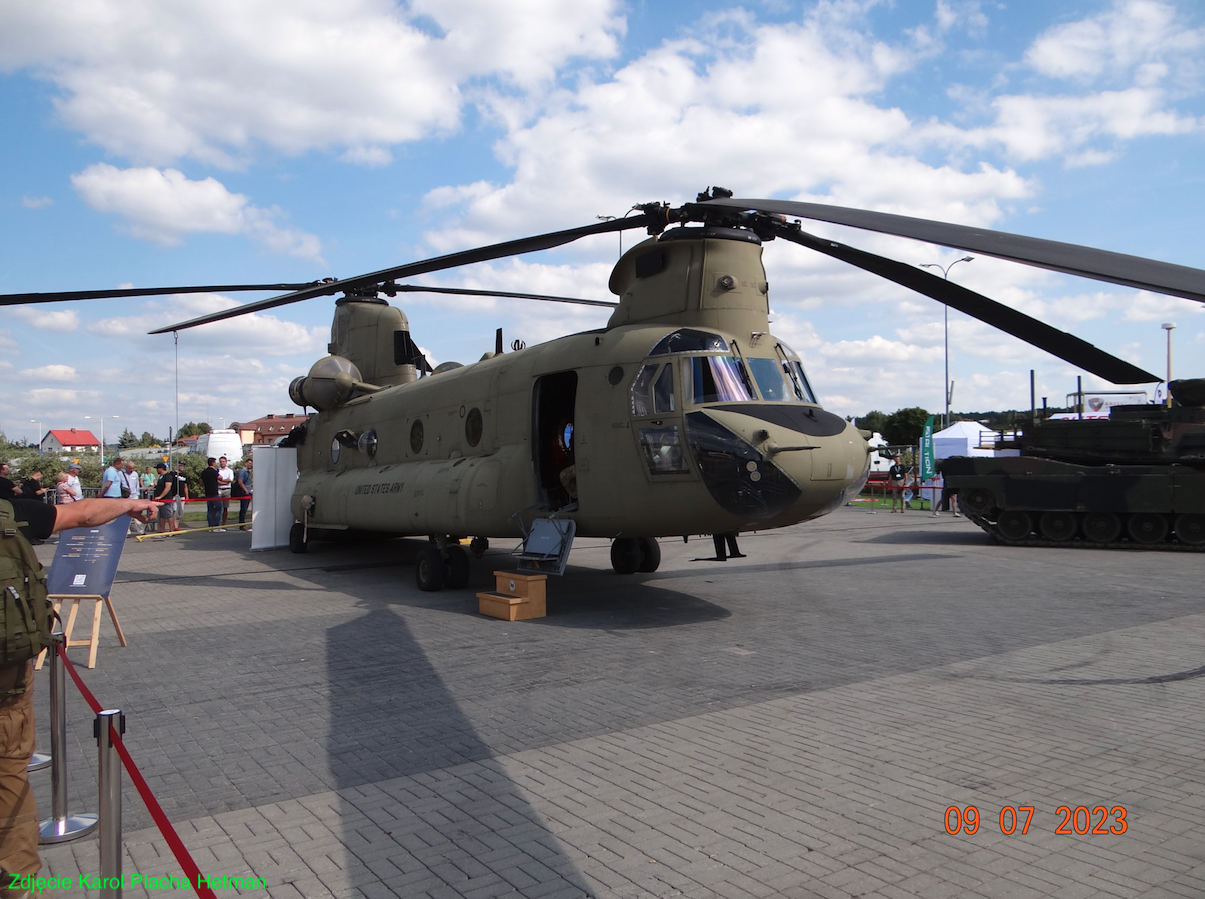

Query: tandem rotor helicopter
left=6, top=188, right=1205, bottom=590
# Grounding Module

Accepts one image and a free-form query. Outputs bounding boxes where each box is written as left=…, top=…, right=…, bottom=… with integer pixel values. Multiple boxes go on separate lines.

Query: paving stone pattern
left=30, top=508, right=1205, bottom=897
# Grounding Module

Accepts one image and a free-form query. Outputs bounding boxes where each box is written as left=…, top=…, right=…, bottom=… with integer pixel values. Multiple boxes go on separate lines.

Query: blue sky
left=2, top=0, right=1203, bottom=444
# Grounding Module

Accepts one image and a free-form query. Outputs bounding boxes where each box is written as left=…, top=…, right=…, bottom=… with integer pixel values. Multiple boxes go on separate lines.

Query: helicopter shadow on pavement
left=325, top=604, right=595, bottom=897
left=533, top=563, right=733, bottom=630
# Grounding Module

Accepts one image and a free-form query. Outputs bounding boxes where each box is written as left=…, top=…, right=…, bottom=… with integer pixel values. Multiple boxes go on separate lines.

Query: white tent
left=933, top=420, right=997, bottom=458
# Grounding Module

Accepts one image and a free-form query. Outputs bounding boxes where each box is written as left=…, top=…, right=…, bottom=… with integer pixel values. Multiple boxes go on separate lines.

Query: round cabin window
left=410, top=419, right=424, bottom=454
left=330, top=438, right=341, bottom=464
left=465, top=408, right=483, bottom=447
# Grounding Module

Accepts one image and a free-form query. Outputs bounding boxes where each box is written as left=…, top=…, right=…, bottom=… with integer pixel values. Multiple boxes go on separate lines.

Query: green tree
left=138, top=431, right=160, bottom=446
left=855, top=410, right=887, bottom=435
left=177, top=421, right=211, bottom=439
left=117, top=428, right=138, bottom=449
left=882, top=407, right=932, bottom=447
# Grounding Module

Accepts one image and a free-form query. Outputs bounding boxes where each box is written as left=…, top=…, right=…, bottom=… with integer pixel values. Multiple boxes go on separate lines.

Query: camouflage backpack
left=0, top=499, right=52, bottom=695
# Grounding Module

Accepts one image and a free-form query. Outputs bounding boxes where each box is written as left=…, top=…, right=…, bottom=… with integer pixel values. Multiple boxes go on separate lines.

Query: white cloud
left=1024, top=0, right=1204, bottom=82
left=7, top=306, right=80, bottom=332
left=21, top=196, right=53, bottom=209
left=0, top=0, right=623, bottom=167
left=19, top=364, right=77, bottom=381
left=1120, top=291, right=1205, bottom=321
left=85, top=293, right=328, bottom=356
left=71, top=164, right=324, bottom=259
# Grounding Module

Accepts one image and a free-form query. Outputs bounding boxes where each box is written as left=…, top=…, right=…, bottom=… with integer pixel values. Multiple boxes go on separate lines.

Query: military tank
left=941, top=379, right=1205, bottom=550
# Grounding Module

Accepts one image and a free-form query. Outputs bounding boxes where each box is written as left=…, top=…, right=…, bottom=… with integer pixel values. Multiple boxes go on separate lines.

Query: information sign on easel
left=38, top=516, right=129, bottom=669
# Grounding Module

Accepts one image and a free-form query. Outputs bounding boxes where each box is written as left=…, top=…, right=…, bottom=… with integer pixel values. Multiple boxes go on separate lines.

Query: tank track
left=964, top=511, right=1205, bottom=552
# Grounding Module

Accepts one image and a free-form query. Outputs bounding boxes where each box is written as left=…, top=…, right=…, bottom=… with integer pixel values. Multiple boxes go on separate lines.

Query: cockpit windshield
left=689, top=355, right=753, bottom=404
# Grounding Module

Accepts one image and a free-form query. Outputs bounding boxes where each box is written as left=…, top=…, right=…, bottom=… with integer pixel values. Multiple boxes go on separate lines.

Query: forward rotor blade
left=774, top=225, right=1160, bottom=384
left=392, top=285, right=616, bottom=307
left=150, top=215, right=648, bottom=333
left=0, top=283, right=318, bottom=307
left=704, top=197, right=1205, bottom=304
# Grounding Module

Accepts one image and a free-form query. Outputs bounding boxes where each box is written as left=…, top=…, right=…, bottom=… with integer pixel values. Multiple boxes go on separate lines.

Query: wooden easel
left=35, top=594, right=127, bottom=670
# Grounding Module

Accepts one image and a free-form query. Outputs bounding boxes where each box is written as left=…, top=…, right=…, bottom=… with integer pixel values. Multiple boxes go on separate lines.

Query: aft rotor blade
left=0, top=283, right=318, bottom=307
left=150, top=215, right=648, bottom=333
left=775, top=226, right=1160, bottom=384
left=704, top=197, right=1205, bottom=304
left=392, top=285, right=616, bottom=307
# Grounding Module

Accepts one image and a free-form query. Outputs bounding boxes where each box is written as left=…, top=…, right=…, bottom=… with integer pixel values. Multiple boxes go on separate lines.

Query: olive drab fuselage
left=289, top=229, right=871, bottom=539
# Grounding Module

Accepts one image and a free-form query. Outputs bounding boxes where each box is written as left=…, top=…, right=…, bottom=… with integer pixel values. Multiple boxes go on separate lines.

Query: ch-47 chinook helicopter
left=6, top=188, right=1205, bottom=589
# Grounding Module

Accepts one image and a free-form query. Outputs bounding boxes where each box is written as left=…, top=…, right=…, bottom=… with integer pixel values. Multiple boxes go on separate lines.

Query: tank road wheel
left=288, top=522, right=308, bottom=554
left=415, top=545, right=445, bottom=592
left=637, top=537, right=662, bottom=573
left=962, top=488, right=995, bottom=517
left=1175, top=514, right=1205, bottom=547
left=1128, top=513, right=1169, bottom=545
left=610, top=537, right=642, bottom=575
left=1082, top=512, right=1122, bottom=543
left=1039, top=511, right=1078, bottom=542
left=444, top=545, right=471, bottom=589
left=996, top=510, right=1032, bottom=541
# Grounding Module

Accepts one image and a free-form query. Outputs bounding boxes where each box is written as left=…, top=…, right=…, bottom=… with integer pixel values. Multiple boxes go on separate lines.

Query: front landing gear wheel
left=288, top=522, right=308, bottom=554
left=610, top=538, right=641, bottom=574
left=416, top=545, right=445, bottom=592
left=637, top=537, right=661, bottom=572
left=444, top=545, right=471, bottom=589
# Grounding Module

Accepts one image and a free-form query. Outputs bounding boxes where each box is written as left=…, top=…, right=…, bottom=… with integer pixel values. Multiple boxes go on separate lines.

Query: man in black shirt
left=152, top=462, right=178, bottom=533
left=0, top=462, right=19, bottom=500
left=1, top=494, right=157, bottom=883
left=200, top=457, right=221, bottom=529
left=19, top=470, right=46, bottom=504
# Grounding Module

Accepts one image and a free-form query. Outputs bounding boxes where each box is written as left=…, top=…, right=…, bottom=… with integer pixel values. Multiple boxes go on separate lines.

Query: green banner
left=920, top=415, right=936, bottom=480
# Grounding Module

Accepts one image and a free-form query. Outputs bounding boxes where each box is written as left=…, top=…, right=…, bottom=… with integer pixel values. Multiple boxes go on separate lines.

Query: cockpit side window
left=653, top=364, right=675, bottom=413
left=631, top=361, right=676, bottom=416
left=774, top=343, right=818, bottom=403
left=689, top=356, right=753, bottom=404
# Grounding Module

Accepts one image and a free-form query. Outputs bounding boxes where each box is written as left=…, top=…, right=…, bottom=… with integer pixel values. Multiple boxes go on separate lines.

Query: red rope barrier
left=58, top=650, right=219, bottom=899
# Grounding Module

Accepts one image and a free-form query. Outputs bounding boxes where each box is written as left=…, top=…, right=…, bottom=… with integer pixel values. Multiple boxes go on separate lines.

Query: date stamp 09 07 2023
left=945, top=805, right=1128, bottom=836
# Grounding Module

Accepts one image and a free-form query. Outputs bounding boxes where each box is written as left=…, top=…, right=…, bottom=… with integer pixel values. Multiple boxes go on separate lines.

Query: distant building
left=231, top=413, right=312, bottom=446
left=42, top=428, right=100, bottom=454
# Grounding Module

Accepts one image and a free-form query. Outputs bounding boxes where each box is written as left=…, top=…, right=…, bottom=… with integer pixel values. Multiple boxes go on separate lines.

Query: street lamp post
left=30, top=420, right=41, bottom=454
left=84, top=415, right=119, bottom=467
left=1162, top=322, right=1176, bottom=407
left=920, top=257, right=974, bottom=429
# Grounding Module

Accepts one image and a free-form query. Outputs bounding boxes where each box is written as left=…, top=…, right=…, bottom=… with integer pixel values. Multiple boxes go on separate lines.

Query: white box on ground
left=250, top=446, right=298, bottom=551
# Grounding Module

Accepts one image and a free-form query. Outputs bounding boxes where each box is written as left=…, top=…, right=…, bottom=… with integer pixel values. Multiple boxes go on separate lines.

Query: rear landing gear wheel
left=1128, top=512, right=1168, bottom=545
left=288, top=522, right=308, bottom=554
left=1083, top=512, right=1121, bottom=543
left=416, top=545, right=445, bottom=591
left=444, top=545, right=471, bottom=589
left=1175, top=513, right=1205, bottom=546
left=996, top=510, right=1032, bottom=541
left=637, top=537, right=661, bottom=573
left=610, top=537, right=641, bottom=574
left=1039, top=511, right=1078, bottom=542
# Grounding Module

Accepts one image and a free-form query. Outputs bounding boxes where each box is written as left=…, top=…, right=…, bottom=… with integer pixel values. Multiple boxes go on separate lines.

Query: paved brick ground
left=26, top=508, right=1205, bottom=897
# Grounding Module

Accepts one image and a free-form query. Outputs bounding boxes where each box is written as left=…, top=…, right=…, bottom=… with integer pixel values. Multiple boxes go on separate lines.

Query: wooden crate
left=477, top=570, right=547, bottom=620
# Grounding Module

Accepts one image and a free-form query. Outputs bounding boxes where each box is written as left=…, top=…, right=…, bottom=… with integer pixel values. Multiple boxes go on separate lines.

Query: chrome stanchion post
left=95, top=709, right=124, bottom=893
left=39, top=631, right=98, bottom=843
left=96, top=709, right=124, bottom=896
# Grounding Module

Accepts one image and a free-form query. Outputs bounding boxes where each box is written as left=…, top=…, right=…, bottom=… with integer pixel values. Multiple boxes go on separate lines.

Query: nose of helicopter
left=685, top=408, right=870, bottom=525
